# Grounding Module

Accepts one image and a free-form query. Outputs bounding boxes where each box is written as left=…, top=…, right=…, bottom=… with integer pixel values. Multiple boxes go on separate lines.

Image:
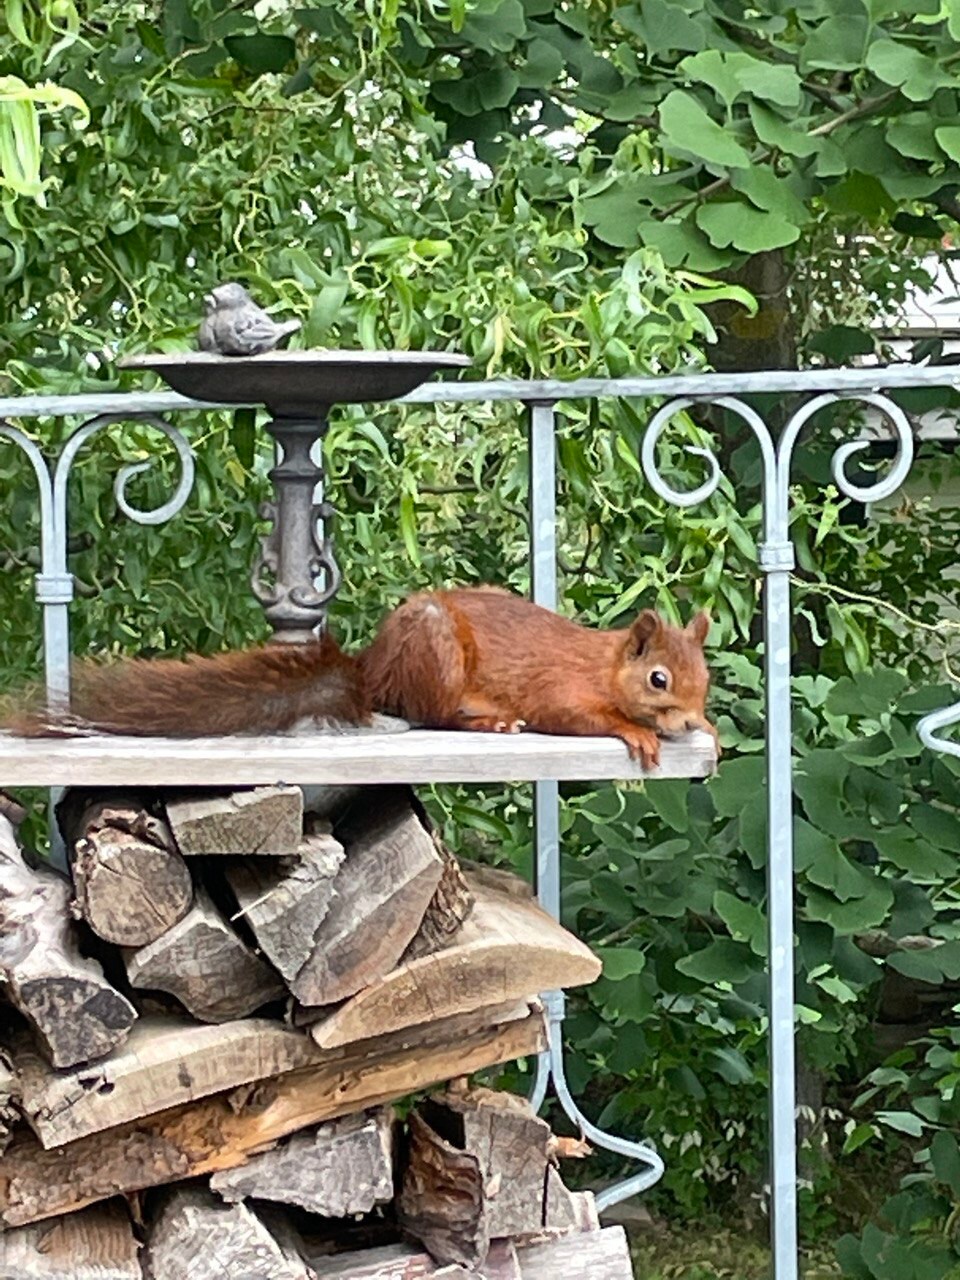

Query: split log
left=516, top=1226, right=634, bottom=1279
left=0, top=1048, right=19, bottom=1154
left=0, top=1003, right=545, bottom=1228
left=0, top=1202, right=142, bottom=1279
left=309, top=1244, right=482, bottom=1278
left=309, top=879, right=600, bottom=1049
left=211, top=1106, right=394, bottom=1216
left=398, top=1087, right=554, bottom=1268
left=66, top=798, right=192, bottom=947
left=164, top=785, right=303, bottom=855
left=401, top=833, right=473, bottom=964
left=124, top=887, right=284, bottom=1022
left=226, top=828, right=344, bottom=986
left=289, top=791, right=444, bottom=1005
left=13, top=1017, right=326, bottom=1149
left=144, top=1189, right=310, bottom=1280
left=0, top=814, right=136, bottom=1068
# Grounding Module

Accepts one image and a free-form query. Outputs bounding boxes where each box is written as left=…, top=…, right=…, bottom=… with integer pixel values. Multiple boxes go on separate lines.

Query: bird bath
left=119, top=350, right=471, bottom=641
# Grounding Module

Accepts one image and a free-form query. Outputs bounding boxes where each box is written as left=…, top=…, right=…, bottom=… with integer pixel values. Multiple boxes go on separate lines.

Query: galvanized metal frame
left=1, top=364, right=957, bottom=1280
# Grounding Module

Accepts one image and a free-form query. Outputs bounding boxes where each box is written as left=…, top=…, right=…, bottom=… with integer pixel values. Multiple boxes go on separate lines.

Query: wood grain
left=0, top=1007, right=545, bottom=1228
left=14, top=1017, right=326, bottom=1149
left=210, top=1107, right=394, bottom=1216
left=0, top=728, right=716, bottom=787
left=0, top=816, right=136, bottom=1069
left=309, top=879, right=600, bottom=1050
left=0, top=1202, right=142, bottom=1279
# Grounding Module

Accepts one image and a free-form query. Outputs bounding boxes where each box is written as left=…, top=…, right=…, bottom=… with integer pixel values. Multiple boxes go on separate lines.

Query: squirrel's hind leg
left=454, top=695, right=526, bottom=734
left=361, top=593, right=469, bottom=725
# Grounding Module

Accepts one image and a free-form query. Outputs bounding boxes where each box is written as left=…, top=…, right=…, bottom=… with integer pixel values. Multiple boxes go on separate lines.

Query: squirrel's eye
left=649, top=669, right=669, bottom=691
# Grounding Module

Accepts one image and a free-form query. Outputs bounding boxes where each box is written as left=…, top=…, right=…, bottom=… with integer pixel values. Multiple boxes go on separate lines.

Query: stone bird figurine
left=197, top=282, right=301, bottom=357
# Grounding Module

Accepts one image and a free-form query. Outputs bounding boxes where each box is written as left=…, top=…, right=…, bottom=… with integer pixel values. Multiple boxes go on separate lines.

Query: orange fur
left=360, top=588, right=714, bottom=767
left=12, top=634, right=370, bottom=737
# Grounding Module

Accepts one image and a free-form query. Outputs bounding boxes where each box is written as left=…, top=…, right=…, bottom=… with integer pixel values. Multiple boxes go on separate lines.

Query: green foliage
left=835, top=1028, right=960, bottom=1279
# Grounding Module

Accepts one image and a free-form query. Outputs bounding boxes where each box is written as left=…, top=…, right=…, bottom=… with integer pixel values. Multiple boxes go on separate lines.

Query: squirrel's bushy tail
left=6, top=634, right=371, bottom=737
left=360, top=592, right=469, bottom=726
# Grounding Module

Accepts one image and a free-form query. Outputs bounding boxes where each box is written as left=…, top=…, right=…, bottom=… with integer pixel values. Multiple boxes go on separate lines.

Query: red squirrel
left=11, top=588, right=714, bottom=767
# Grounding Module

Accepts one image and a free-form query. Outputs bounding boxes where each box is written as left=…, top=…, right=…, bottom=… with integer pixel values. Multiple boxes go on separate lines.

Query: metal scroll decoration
left=638, top=391, right=913, bottom=1280
left=250, top=418, right=342, bottom=643
left=0, top=412, right=195, bottom=706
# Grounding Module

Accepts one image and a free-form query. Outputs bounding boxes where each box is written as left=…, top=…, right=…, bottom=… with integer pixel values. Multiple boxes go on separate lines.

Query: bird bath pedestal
left=120, top=350, right=470, bottom=642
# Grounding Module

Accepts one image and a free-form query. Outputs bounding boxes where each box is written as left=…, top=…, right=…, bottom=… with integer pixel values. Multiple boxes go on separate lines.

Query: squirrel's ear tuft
left=629, top=609, right=661, bottom=655
left=686, top=611, right=710, bottom=646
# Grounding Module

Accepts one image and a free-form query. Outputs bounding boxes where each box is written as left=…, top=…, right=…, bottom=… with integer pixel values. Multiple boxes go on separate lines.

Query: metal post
left=528, top=401, right=559, bottom=1113
left=759, top=544, right=798, bottom=1280
left=252, top=418, right=341, bottom=642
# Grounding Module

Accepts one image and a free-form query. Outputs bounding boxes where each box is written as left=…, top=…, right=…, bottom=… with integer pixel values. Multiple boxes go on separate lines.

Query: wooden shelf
left=0, top=728, right=715, bottom=788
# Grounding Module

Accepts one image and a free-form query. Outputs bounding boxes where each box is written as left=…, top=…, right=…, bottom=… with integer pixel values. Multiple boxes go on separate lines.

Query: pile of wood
left=0, top=783, right=634, bottom=1277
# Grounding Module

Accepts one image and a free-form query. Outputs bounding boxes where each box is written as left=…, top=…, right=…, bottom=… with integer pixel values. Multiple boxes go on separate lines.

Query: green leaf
left=224, top=34, right=297, bottom=74
left=645, top=778, right=689, bottom=833
left=398, top=491, right=421, bottom=566
left=709, top=756, right=765, bottom=818
left=518, top=36, right=564, bottom=87
left=474, top=66, right=519, bottom=109
left=696, top=201, right=800, bottom=252
left=866, top=39, right=954, bottom=102
left=842, top=1122, right=877, bottom=1155
left=734, top=56, right=802, bottom=108
left=875, top=1110, right=924, bottom=1137
left=676, top=938, right=757, bottom=985
left=637, top=219, right=730, bottom=270
left=803, top=880, right=894, bottom=934
left=887, top=115, right=942, bottom=162
left=579, top=184, right=643, bottom=249
left=934, top=125, right=960, bottom=161
left=910, top=805, right=960, bottom=853
left=231, top=408, right=256, bottom=470
left=802, top=16, right=870, bottom=72
left=679, top=49, right=802, bottom=111
left=730, top=168, right=808, bottom=225
left=678, top=50, right=743, bottom=111
left=614, top=0, right=706, bottom=56
left=930, top=1131, right=960, bottom=1196
left=749, top=102, right=821, bottom=158
left=461, top=0, right=526, bottom=53
left=706, top=1046, right=755, bottom=1084
left=658, top=90, right=751, bottom=168
left=596, top=947, right=647, bottom=980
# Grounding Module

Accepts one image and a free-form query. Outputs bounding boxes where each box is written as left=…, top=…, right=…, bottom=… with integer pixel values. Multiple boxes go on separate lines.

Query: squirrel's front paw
left=622, top=726, right=660, bottom=768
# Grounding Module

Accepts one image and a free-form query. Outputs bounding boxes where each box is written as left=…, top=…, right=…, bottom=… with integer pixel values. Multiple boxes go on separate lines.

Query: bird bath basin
left=119, top=350, right=472, bottom=417
left=119, top=348, right=471, bottom=642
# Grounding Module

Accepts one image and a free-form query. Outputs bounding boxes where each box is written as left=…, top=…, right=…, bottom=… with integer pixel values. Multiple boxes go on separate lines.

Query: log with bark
left=304, top=1231, right=632, bottom=1279
left=0, top=1202, right=143, bottom=1280
left=0, top=1003, right=545, bottom=1228
left=144, top=1188, right=310, bottom=1280
left=211, top=1106, right=394, bottom=1216
left=65, top=797, right=192, bottom=947
left=226, top=826, right=345, bottom=988
left=398, top=1086, right=556, bottom=1268
left=124, top=887, right=284, bottom=1022
left=164, top=785, right=303, bottom=856
left=0, top=814, right=136, bottom=1069
left=308, top=878, right=600, bottom=1050
left=12, top=1016, right=327, bottom=1149
left=284, top=790, right=445, bottom=1006
left=0, top=1048, right=19, bottom=1155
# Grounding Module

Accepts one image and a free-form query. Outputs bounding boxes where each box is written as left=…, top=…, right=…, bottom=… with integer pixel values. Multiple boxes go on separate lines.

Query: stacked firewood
left=0, top=783, right=635, bottom=1278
